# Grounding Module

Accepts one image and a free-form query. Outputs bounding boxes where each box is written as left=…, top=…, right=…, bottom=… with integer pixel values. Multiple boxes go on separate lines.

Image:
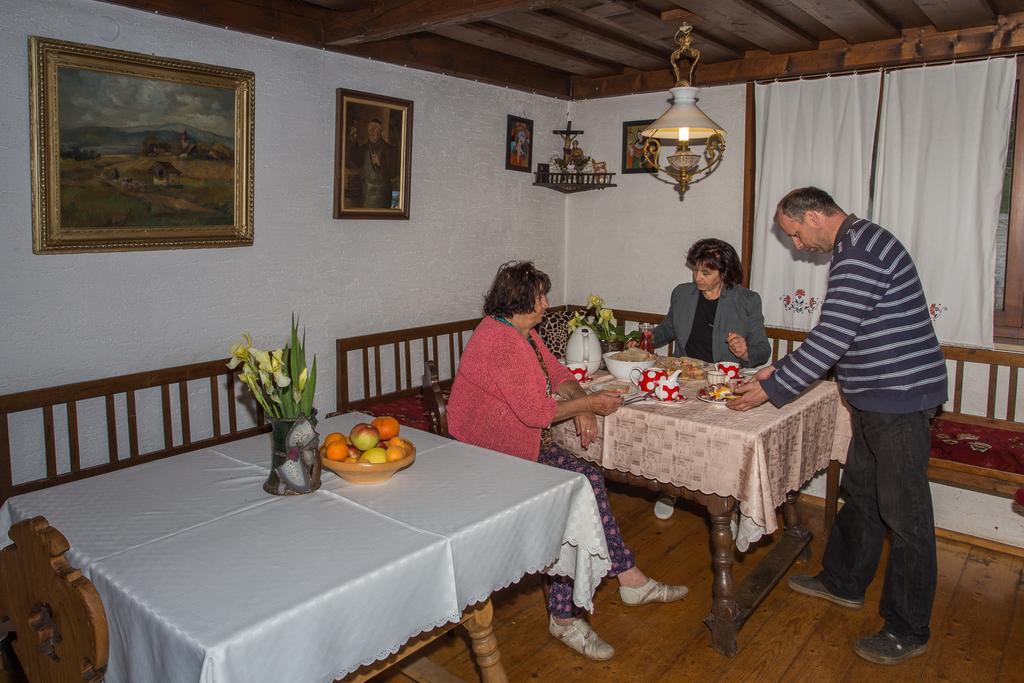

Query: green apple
left=349, top=423, right=380, bottom=451
left=359, top=447, right=387, bottom=464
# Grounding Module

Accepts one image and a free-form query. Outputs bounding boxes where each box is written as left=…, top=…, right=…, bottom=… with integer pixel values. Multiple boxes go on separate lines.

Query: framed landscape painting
left=622, top=119, right=656, bottom=174
left=334, top=89, right=413, bottom=220
left=29, top=37, right=255, bottom=253
left=505, top=115, right=533, bottom=172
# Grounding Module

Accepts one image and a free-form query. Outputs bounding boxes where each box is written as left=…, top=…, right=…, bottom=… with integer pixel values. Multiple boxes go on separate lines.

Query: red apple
left=349, top=423, right=380, bottom=451
left=346, top=444, right=361, bottom=459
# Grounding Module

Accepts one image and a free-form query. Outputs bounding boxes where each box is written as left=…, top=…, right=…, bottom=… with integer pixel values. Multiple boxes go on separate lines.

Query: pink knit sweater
left=448, top=316, right=573, bottom=461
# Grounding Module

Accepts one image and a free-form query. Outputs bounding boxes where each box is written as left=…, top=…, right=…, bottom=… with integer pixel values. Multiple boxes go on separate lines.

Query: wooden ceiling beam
left=94, top=0, right=327, bottom=45
left=324, top=0, right=558, bottom=45
left=785, top=0, right=900, bottom=43
left=572, top=11, right=1023, bottom=98
left=912, top=0, right=997, bottom=31
left=487, top=10, right=667, bottom=70
left=663, top=1, right=818, bottom=52
left=433, top=23, right=620, bottom=76
left=338, top=33, right=571, bottom=97
left=558, top=0, right=743, bottom=61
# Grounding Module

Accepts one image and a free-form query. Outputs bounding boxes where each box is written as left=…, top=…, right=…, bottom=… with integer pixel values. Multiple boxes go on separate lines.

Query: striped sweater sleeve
left=762, top=224, right=892, bottom=406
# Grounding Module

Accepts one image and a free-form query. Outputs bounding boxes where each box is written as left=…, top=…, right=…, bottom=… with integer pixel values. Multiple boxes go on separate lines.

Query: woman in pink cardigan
left=448, top=261, right=688, bottom=661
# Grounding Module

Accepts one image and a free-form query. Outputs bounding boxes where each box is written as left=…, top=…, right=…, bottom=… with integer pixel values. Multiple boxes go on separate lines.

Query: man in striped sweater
left=730, top=187, right=947, bottom=665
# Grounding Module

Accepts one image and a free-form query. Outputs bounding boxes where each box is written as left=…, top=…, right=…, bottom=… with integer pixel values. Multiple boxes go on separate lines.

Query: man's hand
left=727, top=380, right=769, bottom=411
left=726, top=332, right=748, bottom=361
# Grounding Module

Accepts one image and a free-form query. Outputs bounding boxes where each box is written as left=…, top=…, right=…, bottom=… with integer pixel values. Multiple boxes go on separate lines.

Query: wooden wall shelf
left=533, top=171, right=616, bottom=193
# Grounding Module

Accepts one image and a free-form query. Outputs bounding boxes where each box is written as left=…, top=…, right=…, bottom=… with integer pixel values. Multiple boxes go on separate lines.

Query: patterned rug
left=930, top=418, right=1024, bottom=474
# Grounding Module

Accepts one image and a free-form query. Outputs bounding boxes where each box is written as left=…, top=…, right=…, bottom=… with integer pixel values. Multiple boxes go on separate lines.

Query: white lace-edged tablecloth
left=0, top=413, right=610, bottom=682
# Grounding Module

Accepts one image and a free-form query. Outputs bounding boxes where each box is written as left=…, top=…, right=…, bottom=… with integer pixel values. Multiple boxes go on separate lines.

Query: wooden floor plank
left=922, top=548, right=1024, bottom=682
left=997, top=558, right=1024, bottom=682
left=840, top=537, right=970, bottom=682
left=369, top=488, right=1022, bottom=683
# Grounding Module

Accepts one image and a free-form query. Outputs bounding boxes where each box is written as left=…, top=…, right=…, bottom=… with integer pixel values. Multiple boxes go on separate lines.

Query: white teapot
left=651, top=370, right=683, bottom=401
left=565, top=326, right=602, bottom=376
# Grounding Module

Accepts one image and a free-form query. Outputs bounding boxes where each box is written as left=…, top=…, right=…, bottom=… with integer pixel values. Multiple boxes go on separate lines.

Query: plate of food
left=654, top=355, right=706, bottom=380
left=697, top=383, right=739, bottom=405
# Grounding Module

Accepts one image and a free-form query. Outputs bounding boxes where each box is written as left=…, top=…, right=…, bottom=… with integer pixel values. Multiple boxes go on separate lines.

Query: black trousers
left=821, top=406, right=937, bottom=644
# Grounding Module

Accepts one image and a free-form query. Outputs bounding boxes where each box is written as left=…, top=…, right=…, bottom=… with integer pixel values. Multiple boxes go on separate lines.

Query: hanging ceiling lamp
left=641, top=24, right=726, bottom=199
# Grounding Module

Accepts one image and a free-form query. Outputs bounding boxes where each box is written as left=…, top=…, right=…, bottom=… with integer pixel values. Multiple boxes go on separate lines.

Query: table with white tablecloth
left=0, top=413, right=611, bottom=682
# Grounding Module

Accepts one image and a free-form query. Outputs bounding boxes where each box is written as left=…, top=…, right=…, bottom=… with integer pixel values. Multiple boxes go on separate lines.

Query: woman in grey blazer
left=635, top=239, right=771, bottom=518
left=648, top=239, right=771, bottom=368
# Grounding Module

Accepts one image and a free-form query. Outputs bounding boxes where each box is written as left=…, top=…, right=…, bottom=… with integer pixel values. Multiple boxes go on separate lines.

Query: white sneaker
left=619, top=578, right=689, bottom=606
left=654, top=495, right=677, bottom=520
left=548, top=616, right=615, bottom=660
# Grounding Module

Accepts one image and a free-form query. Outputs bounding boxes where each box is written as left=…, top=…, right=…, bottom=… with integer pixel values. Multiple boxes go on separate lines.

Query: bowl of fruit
left=320, top=416, right=416, bottom=485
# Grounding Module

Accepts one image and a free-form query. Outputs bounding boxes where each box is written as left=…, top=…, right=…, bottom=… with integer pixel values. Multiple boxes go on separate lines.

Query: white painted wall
left=0, top=0, right=566, bottom=412
left=563, top=86, right=746, bottom=313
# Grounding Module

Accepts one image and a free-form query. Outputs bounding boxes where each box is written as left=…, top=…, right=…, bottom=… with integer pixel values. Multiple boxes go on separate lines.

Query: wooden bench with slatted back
left=764, top=327, right=1024, bottom=530
left=0, top=359, right=270, bottom=504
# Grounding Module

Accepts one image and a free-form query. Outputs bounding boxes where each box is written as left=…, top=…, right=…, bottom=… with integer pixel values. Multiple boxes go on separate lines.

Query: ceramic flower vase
left=263, top=414, right=322, bottom=495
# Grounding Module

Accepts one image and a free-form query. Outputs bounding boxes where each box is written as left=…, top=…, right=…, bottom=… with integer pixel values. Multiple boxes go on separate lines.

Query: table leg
left=782, top=491, right=812, bottom=562
left=462, top=599, right=508, bottom=683
left=703, top=495, right=740, bottom=657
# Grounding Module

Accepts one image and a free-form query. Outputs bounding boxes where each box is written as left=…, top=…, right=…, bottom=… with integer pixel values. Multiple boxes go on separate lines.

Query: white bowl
left=602, top=351, right=655, bottom=382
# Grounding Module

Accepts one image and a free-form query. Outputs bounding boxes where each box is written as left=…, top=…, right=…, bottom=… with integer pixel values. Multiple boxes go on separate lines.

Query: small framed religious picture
left=622, top=119, right=656, bottom=174
left=334, top=88, right=414, bottom=219
left=505, top=115, right=533, bottom=173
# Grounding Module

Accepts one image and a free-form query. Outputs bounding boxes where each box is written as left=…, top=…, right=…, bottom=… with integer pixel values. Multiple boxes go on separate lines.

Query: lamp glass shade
left=640, top=86, right=725, bottom=141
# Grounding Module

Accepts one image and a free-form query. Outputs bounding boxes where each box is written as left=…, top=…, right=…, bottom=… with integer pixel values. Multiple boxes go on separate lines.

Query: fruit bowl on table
left=321, top=443, right=416, bottom=485
left=602, top=350, right=655, bottom=381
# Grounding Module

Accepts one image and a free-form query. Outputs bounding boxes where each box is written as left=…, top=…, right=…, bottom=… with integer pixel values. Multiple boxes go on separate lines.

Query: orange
left=372, top=416, right=400, bottom=441
left=385, top=445, right=408, bottom=462
left=324, top=432, right=346, bottom=446
left=325, top=442, right=348, bottom=461
left=387, top=436, right=414, bottom=454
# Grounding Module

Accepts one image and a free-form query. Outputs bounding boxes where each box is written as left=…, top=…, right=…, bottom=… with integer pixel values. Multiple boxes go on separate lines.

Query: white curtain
left=872, top=59, right=1015, bottom=348
left=751, top=73, right=882, bottom=330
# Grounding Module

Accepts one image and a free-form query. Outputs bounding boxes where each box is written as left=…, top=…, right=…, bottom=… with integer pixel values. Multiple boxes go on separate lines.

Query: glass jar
left=639, top=323, right=655, bottom=354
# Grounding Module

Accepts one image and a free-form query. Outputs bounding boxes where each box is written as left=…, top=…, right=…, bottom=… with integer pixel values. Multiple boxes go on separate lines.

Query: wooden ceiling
left=99, top=0, right=1024, bottom=98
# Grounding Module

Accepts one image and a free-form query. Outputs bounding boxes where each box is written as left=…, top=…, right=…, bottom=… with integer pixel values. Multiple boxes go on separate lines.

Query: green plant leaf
left=300, top=355, right=317, bottom=416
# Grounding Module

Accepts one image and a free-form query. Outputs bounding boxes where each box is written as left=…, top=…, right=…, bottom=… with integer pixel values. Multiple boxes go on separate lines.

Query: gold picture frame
left=29, top=37, right=255, bottom=253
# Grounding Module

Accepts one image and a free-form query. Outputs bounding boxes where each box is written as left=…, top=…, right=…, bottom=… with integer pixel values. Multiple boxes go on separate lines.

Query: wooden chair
left=421, top=360, right=449, bottom=437
left=0, top=517, right=107, bottom=682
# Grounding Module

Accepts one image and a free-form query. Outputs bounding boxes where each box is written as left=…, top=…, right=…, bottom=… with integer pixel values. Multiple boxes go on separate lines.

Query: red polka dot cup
left=717, top=362, right=740, bottom=379
left=567, top=363, right=591, bottom=383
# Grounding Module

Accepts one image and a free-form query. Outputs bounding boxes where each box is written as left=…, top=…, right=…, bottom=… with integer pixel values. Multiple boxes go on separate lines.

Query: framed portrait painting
left=334, top=89, right=413, bottom=219
left=29, top=37, right=255, bottom=253
left=505, top=115, right=533, bottom=172
left=622, top=119, right=656, bottom=174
